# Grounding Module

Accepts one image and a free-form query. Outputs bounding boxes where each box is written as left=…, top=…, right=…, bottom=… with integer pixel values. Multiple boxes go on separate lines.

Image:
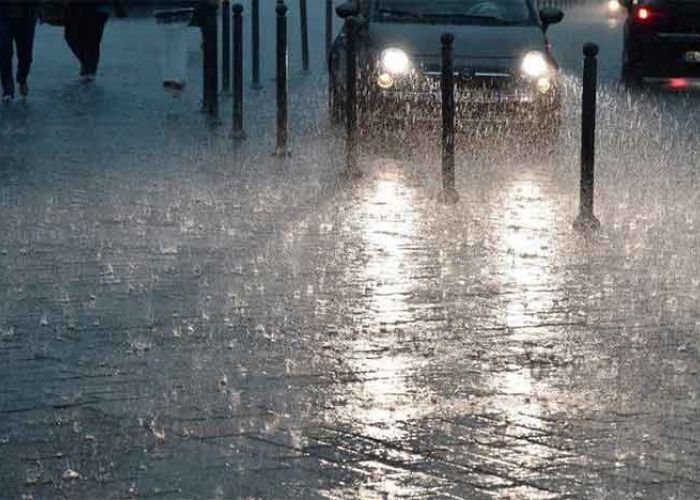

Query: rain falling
left=1, top=0, right=699, bottom=498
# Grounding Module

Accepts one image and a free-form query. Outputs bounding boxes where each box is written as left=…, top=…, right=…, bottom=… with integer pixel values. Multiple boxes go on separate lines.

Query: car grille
left=416, top=65, right=527, bottom=103
left=422, top=61, right=512, bottom=78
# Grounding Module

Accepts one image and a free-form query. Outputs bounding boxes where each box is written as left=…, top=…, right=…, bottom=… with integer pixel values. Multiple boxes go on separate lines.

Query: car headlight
left=377, top=73, right=395, bottom=89
left=381, top=48, right=411, bottom=75
left=521, top=51, right=549, bottom=78
left=536, top=77, right=552, bottom=94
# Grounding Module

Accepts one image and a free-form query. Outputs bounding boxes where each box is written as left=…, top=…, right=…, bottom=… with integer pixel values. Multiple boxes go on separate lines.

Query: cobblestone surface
left=2, top=3, right=700, bottom=499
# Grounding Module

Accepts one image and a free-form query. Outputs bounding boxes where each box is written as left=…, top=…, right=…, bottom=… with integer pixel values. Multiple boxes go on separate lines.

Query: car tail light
left=636, top=7, right=651, bottom=20
left=669, top=78, right=688, bottom=89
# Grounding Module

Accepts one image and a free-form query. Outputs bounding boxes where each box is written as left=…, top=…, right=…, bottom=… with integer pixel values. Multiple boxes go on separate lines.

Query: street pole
left=325, top=0, right=333, bottom=57
left=221, top=0, right=231, bottom=93
left=232, top=3, right=245, bottom=139
left=574, top=43, right=601, bottom=232
left=274, top=1, right=289, bottom=156
left=345, top=16, right=360, bottom=177
left=300, top=0, right=310, bottom=72
left=201, top=0, right=219, bottom=121
left=439, top=33, right=459, bottom=204
left=251, top=0, right=261, bottom=89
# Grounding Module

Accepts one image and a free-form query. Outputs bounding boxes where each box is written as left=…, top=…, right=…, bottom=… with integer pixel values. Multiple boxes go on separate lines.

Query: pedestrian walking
left=0, top=0, right=39, bottom=103
left=64, top=0, right=126, bottom=82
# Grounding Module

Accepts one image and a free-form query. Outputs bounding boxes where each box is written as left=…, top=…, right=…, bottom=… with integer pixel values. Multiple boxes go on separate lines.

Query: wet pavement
left=2, top=2, right=700, bottom=499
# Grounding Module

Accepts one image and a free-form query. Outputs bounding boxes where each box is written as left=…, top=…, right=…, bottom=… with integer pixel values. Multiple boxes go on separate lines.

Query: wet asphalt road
left=1, top=2, right=700, bottom=499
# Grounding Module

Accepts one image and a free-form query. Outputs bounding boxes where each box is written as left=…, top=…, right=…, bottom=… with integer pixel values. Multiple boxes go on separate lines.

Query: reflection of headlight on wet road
left=521, top=51, right=549, bottom=78
left=381, top=48, right=411, bottom=75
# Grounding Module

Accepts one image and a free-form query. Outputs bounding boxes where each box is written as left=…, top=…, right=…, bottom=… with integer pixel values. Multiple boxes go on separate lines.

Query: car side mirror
left=539, top=7, right=564, bottom=32
left=336, top=0, right=359, bottom=19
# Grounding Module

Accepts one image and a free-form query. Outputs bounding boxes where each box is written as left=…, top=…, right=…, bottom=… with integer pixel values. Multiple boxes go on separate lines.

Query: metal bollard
left=201, top=0, right=219, bottom=121
left=221, top=0, right=231, bottom=93
left=232, top=3, right=246, bottom=139
left=326, top=0, right=333, bottom=56
left=574, top=43, right=601, bottom=232
left=251, top=0, right=261, bottom=89
left=439, top=33, right=459, bottom=204
left=345, top=16, right=360, bottom=177
left=300, top=0, right=310, bottom=72
left=274, top=1, right=289, bottom=156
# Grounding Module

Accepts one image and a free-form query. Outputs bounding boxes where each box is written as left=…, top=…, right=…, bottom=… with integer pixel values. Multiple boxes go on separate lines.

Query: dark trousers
left=64, top=7, right=109, bottom=75
left=0, top=16, right=37, bottom=97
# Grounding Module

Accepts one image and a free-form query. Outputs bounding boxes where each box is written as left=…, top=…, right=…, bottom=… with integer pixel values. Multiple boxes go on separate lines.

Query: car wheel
left=328, top=50, right=346, bottom=128
left=531, top=108, right=561, bottom=158
left=621, top=38, right=644, bottom=88
left=329, top=77, right=345, bottom=127
left=540, top=128, right=560, bottom=158
left=621, top=61, right=643, bottom=88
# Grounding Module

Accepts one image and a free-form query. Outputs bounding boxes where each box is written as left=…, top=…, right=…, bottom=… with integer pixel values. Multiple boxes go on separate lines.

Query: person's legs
left=0, top=18, right=15, bottom=98
left=64, top=7, right=88, bottom=74
left=14, top=17, right=36, bottom=95
left=64, top=22, right=84, bottom=68
left=83, top=11, right=108, bottom=75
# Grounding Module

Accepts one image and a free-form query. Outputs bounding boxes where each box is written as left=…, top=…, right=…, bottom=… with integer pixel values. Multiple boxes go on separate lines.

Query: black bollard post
left=439, top=33, right=459, bottom=204
left=251, top=0, right=261, bottom=89
left=274, top=1, right=289, bottom=156
left=325, top=0, right=333, bottom=56
left=574, top=43, right=601, bottom=232
left=344, top=16, right=360, bottom=177
left=200, top=0, right=206, bottom=108
left=300, top=0, right=310, bottom=72
left=232, top=3, right=246, bottom=139
left=221, top=0, right=231, bottom=93
left=201, top=0, right=219, bottom=121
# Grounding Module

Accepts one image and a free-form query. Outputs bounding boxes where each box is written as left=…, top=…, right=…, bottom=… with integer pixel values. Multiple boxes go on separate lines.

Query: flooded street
left=1, top=1, right=700, bottom=498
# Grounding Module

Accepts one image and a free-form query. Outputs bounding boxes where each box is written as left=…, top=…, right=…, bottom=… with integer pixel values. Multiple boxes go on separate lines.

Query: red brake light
left=637, top=7, right=651, bottom=20
left=669, top=78, right=688, bottom=89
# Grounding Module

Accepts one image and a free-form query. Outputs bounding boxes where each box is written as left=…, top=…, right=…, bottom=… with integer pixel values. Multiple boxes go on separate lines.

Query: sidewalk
left=2, top=8, right=700, bottom=500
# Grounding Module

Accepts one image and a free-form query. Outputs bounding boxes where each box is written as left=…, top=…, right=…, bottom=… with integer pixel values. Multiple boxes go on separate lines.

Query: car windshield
left=372, top=0, right=536, bottom=25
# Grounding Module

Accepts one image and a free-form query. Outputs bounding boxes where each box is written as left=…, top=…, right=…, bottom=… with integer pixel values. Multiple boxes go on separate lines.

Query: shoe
left=82, top=73, right=96, bottom=83
left=163, top=80, right=185, bottom=91
left=1, top=95, right=12, bottom=104
left=18, top=82, right=28, bottom=97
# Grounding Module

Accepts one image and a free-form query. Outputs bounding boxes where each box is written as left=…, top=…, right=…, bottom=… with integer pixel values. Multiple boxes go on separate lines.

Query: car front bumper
left=361, top=85, right=560, bottom=127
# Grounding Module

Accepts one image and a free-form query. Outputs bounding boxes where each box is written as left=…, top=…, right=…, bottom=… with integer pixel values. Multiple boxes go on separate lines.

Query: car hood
left=367, top=22, right=546, bottom=62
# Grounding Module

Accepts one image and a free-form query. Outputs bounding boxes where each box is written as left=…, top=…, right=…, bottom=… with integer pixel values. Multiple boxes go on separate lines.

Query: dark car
left=621, top=0, right=700, bottom=85
left=328, top=0, right=564, bottom=137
